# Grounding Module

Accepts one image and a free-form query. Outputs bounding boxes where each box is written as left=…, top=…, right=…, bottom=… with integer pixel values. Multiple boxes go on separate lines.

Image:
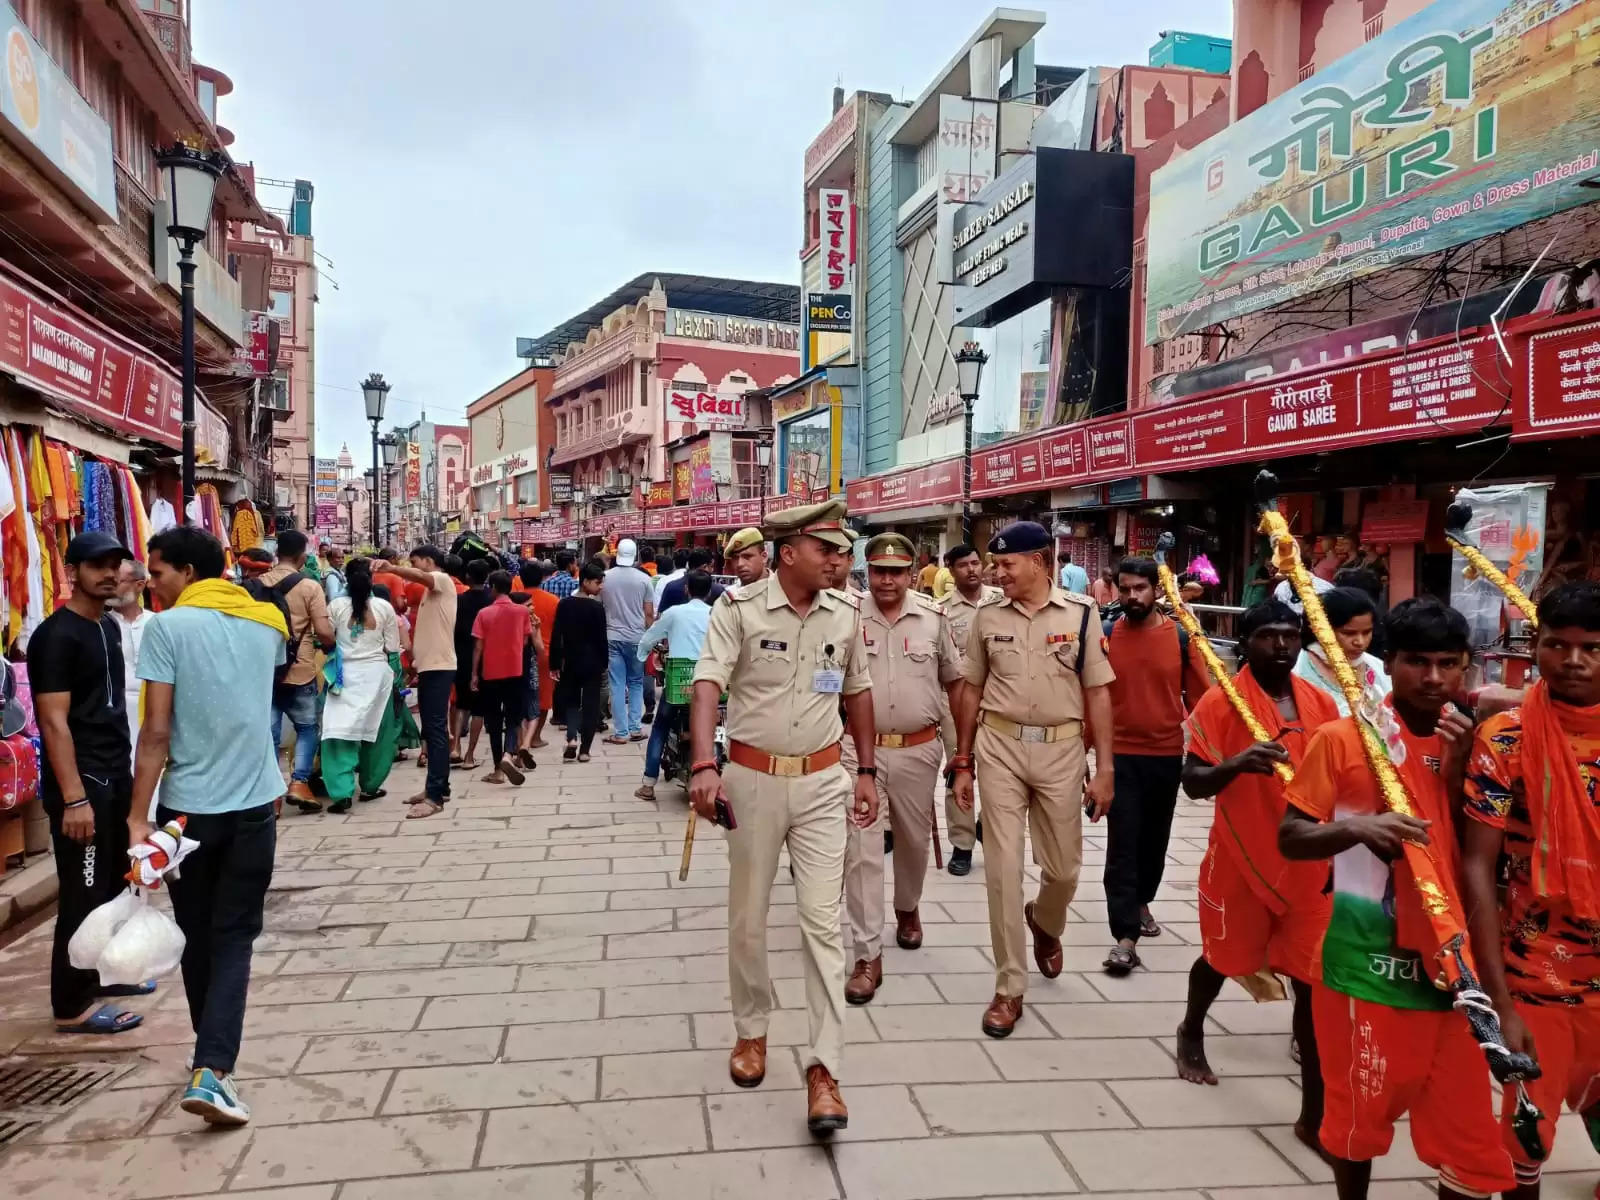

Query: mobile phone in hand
left=715, top=797, right=737, bottom=830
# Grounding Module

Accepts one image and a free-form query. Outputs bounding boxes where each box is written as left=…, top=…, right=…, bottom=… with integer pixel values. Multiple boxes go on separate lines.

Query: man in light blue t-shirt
left=129, top=526, right=287, bottom=1132
left=1059, top=552, right=1089, bottom=595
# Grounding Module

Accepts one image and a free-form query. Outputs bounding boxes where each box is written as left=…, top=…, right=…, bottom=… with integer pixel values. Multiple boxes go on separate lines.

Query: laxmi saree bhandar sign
left=1145, top=0, right=1600, bottom=344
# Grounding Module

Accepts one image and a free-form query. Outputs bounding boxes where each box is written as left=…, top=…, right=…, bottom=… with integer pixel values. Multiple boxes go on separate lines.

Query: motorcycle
left=656, top=658, right=727, bottom=786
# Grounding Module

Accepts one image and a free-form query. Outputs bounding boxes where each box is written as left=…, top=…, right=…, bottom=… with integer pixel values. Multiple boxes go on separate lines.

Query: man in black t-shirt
left=28, top=530, right=143, bottom=1034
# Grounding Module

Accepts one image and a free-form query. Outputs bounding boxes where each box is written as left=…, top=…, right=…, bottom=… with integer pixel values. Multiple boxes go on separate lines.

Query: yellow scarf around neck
left=173, top=577, right=289, bottom=637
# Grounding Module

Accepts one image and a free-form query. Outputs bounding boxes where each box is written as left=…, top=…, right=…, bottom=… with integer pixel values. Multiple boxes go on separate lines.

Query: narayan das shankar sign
left=1144, top=0, right=1600, bottom=344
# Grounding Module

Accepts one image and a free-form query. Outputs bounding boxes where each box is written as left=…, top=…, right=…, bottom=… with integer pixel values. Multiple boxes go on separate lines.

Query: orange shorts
left=1195, top=842, right=1327, bottom=984
left=1501, top=1000, right=1600, bottom=1181
left=1314, top=985, right=1514, bottom=1195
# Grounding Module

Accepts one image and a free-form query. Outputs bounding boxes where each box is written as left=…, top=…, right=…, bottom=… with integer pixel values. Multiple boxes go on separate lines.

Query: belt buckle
left=879, top=733, right=904, bottom=749
left=772, top=755, right=804, bottom=777
left=1019, top=724, right=1047, bottom=744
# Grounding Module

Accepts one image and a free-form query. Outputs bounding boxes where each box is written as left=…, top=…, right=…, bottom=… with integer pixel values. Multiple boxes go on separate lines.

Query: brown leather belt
left=876, top=724, right=940, bottom=749
left=728, top=740, right=842, bottom=777
left=981, top=713, right=1082, bottom=743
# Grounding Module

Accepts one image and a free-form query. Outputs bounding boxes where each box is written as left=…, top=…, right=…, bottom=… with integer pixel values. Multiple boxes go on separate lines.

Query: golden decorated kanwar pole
left=1255, top=470, right=1546, bottom=1160
left=1154, top=532, right=1290, bottom=784
left=1444, top=501, right=1539, bottom=626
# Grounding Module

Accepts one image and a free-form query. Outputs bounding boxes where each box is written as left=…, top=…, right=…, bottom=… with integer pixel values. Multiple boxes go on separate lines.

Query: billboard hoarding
left=1145, top=0, right=1600, bottom=344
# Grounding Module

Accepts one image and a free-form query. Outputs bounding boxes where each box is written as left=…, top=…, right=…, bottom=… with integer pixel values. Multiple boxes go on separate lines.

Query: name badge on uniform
left=759, top=639, right=788, bottom=652
left=812, top=668, right=844, bottom=694
left=990, top=634, right=1014, bottom=643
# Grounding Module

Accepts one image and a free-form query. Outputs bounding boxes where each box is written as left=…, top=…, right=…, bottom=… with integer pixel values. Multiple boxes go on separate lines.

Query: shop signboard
left=644, top=480, right=672, bottom=508
left=688, top=439, right=715, bottom=504
left=666, top=386, right=747, bottom=429
left=313, top=458, right=338, bottom=530
left=1361, top=499, right=1431, bottom=543
left=967, top=330, right=1506, bottom=498
left=0, top=6, right=117, bottom=222
left=1145, top=0, right=1600, bottom=344
left=672, top=459, right=692, bottom=502
left=1518, top=315, right=1600, bottom=440
left=549, top=471, right=573, bottom=504
left=807, top=292, right=852, bottom=333
left=665, top=307, right=801, bottom=352
left=845, top=457, right=963, bottom=515
left=819, top=188, right=853, bottom=292
left=936, top=95, right=997, bottom=207
left=404, top=441, right=422, bottom=502
left=232, top=311, right=271, bottom=376
left=805, top=100, right=858, bottom=184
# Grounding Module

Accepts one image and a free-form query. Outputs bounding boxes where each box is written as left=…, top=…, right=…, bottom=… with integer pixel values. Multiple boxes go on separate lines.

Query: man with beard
left=841, top=534, right=962, bottom=1003
left=951, top=521, right=1115, bottom=1037
left=31, top=531, right=141, bottom=1035
left=939, top=543, right=999, bottom=874
left=1100, top=556, right=1210, bottom=976
left=1462, top=580, right=1600, bottom=1198
left=1280, top=599, right=1513, bottom=1200
left=1174, top=600, right=1338, bottom=1157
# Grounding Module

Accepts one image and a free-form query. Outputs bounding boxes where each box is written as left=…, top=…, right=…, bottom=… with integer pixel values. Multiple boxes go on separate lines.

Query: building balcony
left=112, top=162, right=156, bottom=270
left=551, top=324, right=653, bottom=396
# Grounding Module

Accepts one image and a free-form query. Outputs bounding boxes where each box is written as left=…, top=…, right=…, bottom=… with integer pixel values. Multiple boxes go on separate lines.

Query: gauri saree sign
left=1145, top=0, right=1600, bottom=344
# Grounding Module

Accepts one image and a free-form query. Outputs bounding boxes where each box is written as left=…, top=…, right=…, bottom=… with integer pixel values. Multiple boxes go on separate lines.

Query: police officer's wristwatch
left=857, top=766, right=877, bottom=777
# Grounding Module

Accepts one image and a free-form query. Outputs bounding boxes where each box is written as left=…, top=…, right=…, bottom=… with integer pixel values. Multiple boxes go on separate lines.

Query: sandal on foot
left=56, top=1003, right=144, bottom=1034
left=634, top=783, right=656, bottom=801
left=1139, top=914, right=1162, bottom=938
left=1102, top=945, right=1140, bottom=976
left=97, top=981, right=156, bottom=998
left=406, top=800, right=444, bottom=820
left=501, top=760, right=526, bottom=786
left=359, top=789, right=386, bottom=802
left=515, top=749, right=537, bottom=770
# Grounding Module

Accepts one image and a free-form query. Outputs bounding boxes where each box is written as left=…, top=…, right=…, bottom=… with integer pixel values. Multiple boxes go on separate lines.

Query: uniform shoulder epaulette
left=978, top=591, right=1009, bottom=607
left=1062, top=589, right=1094, bottom=605
left=825, top=586, right=860, bottom=609
left=725, top=578, right=764, bottom=604
left=912, top=591, right=943, bottom=615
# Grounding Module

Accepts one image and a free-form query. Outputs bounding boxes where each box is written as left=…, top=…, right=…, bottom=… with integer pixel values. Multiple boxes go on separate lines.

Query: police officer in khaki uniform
left=951, top=520, right=1115, bottom=1038
left=939, top=542, right=1001, bottom=875
left=690, top=499, right=879, bottom=1137
left=725, top=527, right=769, bottom=587
left=840, top=533, right=962, bottom=1004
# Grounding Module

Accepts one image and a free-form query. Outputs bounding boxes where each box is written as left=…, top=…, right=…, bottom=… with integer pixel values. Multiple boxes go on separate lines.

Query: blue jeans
left=607, top=640, right=644, bottom=735
left=643, top=701, right=681, bottom=781
left=271, top=681, right=319, bottom=783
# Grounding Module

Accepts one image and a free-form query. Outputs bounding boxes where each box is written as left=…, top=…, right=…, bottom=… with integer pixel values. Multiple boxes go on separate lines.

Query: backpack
left=1104, top=615, right=1191, bottom=708
left=0, top=734, right=39, bottom=812
left=243, top=571, right=305, bottom=690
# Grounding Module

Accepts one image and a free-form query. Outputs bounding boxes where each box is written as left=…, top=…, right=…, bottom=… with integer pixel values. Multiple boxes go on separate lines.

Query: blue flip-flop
left=97, top=981, right=156, bottom=998
left=56, top=1003, right=144, bottom=1034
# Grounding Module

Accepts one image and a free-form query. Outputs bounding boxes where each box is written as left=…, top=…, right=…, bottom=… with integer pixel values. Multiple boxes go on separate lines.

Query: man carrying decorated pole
left=1174, top=597, right=1338, bottom=1153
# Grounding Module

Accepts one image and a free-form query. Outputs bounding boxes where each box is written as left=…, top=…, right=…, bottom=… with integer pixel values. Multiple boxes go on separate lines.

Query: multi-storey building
left=463, top=365, right=552, bottom=549
left=519, top=274, right=799, bottom=552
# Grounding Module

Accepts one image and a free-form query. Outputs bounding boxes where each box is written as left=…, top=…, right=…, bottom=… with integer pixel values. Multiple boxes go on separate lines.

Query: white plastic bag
left=96, top=895, right=186, bottom=985
left=67, top=889, right=140, bottom=970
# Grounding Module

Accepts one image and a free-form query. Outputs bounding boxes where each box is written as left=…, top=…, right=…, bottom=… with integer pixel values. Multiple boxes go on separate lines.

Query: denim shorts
left=273, top=680, right=318, bottom=727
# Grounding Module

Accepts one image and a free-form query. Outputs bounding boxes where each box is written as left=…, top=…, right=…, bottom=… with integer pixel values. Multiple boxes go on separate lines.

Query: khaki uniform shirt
left=694, top=574, right=871, bottom=756
left=859, top=591, right=963, bottom=735
left=941, top=585, right=1003, bottom=660
left=962, top=589, right=1114, bottom=725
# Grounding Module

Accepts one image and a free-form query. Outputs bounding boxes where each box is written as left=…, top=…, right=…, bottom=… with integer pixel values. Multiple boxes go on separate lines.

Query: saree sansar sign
left=1144, top=0, right=1600, bottom=345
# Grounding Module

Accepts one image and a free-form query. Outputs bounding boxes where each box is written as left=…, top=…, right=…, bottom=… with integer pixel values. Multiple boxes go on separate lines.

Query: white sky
left=191, top=0, right=1231, bottom=457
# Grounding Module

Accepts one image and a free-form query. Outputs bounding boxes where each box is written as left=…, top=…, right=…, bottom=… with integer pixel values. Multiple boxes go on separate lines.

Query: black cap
left=987, top=521, right=1051, bottom=555
left=65, top=530, right=132, bottom=566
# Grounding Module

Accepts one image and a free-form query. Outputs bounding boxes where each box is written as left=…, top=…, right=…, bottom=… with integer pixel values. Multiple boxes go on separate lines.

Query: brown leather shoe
left=845, top=956, right=882, bottom=1005
left=285, top=779, right=320, bottom=812
left=895, top=907, right=923, bottom=950
left=982, top=992, right=1024, bottom=1038
left=805, top=1064, right=848, bottom=1136
left=729, top=1036, right=766, bottom=1087
left=1025, top=900, right=1063, bottom=978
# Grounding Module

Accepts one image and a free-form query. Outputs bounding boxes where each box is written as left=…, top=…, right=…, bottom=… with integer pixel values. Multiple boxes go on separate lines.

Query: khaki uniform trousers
left=975, top=723, right=1087, bottom=997
left=841, top=733, right=944, bottom=960
left=939, top=698, right=978, bottom=851
left=724, top=758, right=849, bottom=1078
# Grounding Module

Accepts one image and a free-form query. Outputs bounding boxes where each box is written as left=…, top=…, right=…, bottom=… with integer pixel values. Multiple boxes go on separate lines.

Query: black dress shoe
left=975, top=818, right=983, bottom=844
left=884, top=830, right=894, bottom=855
left=948, top=847, right=972, bottom=876
left=642, top=710, right=654, bottom=725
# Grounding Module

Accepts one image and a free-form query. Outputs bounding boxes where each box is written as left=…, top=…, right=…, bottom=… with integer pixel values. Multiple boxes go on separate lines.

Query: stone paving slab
left=0, top=739, right=1596, bottom=1197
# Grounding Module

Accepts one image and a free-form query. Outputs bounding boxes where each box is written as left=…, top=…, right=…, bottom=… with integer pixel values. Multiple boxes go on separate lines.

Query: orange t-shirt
left=374, top=571, right=410, bottom=616
left=1465, top=699, right=1600, bottom=1005
left=524, top=586, right=557, bottom=693
left=1184, top=668, right=1338, bottom=913
left=1105, top=614, right=1212, bottom=755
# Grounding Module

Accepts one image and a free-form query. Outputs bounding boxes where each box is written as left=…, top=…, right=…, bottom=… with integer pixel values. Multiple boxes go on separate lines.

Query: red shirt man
left=470, top=571, right=534, bottom=784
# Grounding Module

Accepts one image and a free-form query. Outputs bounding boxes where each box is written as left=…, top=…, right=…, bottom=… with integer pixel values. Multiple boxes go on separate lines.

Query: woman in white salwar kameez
left=319, top=560, right=401, bottom=814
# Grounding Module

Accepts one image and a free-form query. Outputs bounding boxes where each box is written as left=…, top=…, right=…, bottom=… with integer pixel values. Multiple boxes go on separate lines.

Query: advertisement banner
left=672, top=459, right=692, bottom=503
left=688, top=439, right=715, bottom=504
left=232, top=311, right=270, bottom=376
left=665, top=386, right=747, bottom=428
left=807, top=292, right=852, bottom=333
left=313, top=458, right=338, bottom=530
left=1145, top=0, right=1600, bottom=344
left=1519, top=314, right=1600, bottom=439
left=846, top=457, right=963, bottom=515
left=404, top=441, right=421, bottom=502
left=0, top=8, right=117, bottom=222
left=549, top=471, right=573, bottom=504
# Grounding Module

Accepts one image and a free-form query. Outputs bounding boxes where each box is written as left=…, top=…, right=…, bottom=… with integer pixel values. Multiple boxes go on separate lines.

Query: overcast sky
left=192, top=0, right=1230, bottom=458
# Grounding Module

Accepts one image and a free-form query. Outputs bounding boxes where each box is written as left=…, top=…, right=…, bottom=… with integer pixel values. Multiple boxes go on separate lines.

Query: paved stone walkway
left=0, top=738, right=1595, bottom=1198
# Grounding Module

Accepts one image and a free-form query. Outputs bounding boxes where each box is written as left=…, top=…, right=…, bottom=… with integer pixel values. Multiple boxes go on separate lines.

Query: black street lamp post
left=380, top=435, right=399, bottom=548
left=954, top=342, right=989, bottom=546
left=156, top=143, right=226, bottom=521
left=362, top=374, right=391, bottom=548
